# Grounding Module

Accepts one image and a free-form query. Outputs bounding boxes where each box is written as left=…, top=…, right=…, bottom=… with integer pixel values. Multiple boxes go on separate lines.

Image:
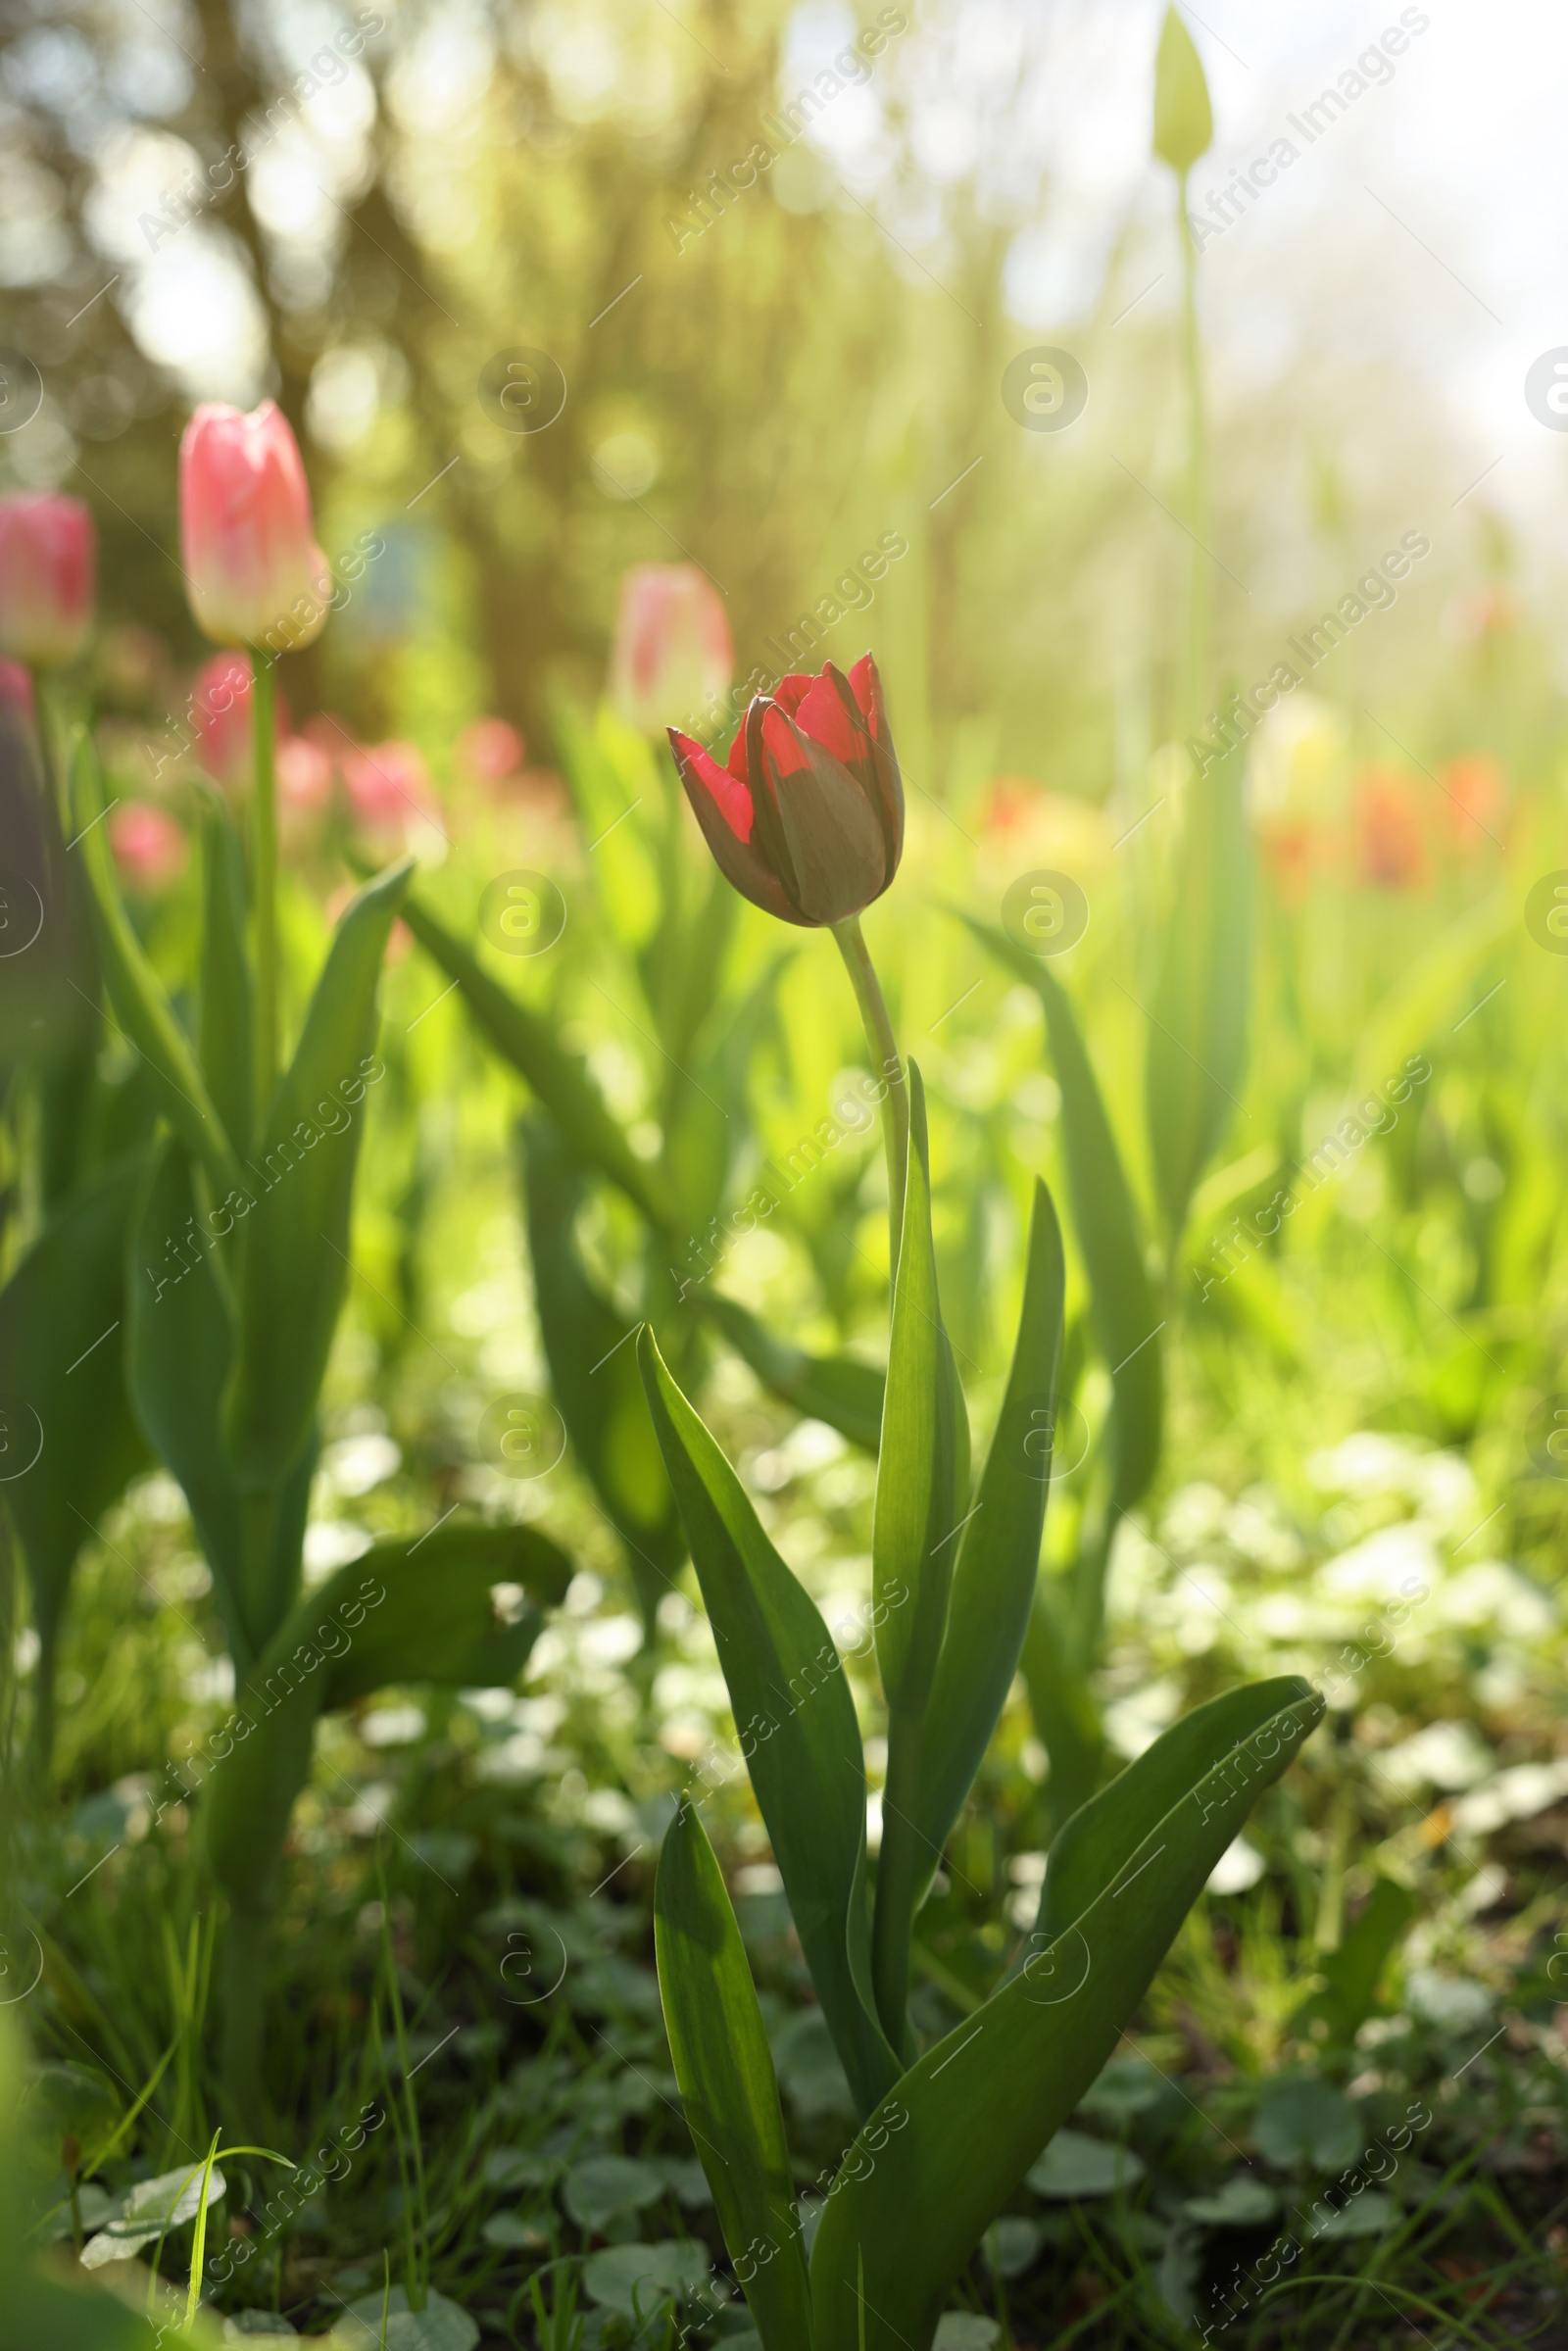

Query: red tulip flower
left=179, top=400, right=330, bottom=650
left=0, top=492, right=95, bottom=667
left=667, top=655, right=903, bottom=927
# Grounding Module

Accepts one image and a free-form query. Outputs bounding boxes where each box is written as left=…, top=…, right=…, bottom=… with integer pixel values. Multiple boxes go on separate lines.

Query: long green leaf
left=0, top=1159, right=148, bottom=1729
left=915, top=1178, right=1064, bottom=1888
left=809, top=1679, right=1324, bottom=2351
left=520, top=1118, right=684, bottom=1634
left=72, top=733, right=242, bottom=1202
left=224, top=859, right=411, bottom=1488
left=638, top=1326, right=900, bottom=2117
left=124, top=1139, right=247, bottom=1658
left=870, top=1064, right=961, bottom=2048
left=969, top=922, right=1161, bottom=1518
left=702, top=1297, right=884, bottom=1453
left=400, top=886, right=675, bottom=1233
left=197, top=799, right=254, bottom=1160
left=1144, top=732, right=1252, bottom=1247
left=655, top=1803, right=813, bottom=2351
left=205, top=1521, right=569, bottom=1920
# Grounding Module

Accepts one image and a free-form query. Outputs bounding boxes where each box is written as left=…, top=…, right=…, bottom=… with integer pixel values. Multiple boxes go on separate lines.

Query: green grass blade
left=224, top=857, right=411, bottom=1488
left=701, top=1296, right=885, bottom=1452
left=809, top=1681, right=1324, bottom=2351
left=915, top=1177, right=1064, bottom=1888
left=655, top=1802, right=814, bottom=2351
left=638, top=1325, right=901, bottom=2117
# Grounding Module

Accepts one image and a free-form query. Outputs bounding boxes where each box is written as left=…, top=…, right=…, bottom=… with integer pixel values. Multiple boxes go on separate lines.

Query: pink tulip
left=0, top=661, right=34, bottom=722
left=456, top=716, right=524, bottom=788
left=110, top=803, right=188, bottom=892
left=341, top=738, right=441, bottom=847
left=610, top=563, right=732, bottom=735
left=276, top=735, right=332, bottom=834
left=0, top=493, right=95, bottom=667
left=179, top=401, right=330, bottom=651
left=191, top=651, right=257, bottom=790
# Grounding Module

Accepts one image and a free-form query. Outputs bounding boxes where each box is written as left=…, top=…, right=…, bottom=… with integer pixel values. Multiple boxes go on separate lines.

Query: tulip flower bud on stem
left=832, top=912, right=907, bottom=1276
left=249, top=650, right=279, bottom=1116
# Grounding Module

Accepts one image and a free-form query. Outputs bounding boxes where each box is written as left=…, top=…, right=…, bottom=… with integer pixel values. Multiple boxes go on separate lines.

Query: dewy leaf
left=520, top=1117, right=684, bottom=1634
left=197, top=798, right=254, bottom=1159
left=703, top=1295, right=884, bottom=1453
left=400, top=885, right=675, bottom=1234
left=224, top=858, right=411, bottom=1488
left=638, top=1326, right=901, bottom=2118
left=916, top=1179, right=1064, bottom=1890
left=809, top=1681, right=1324, bottom=2351
left=0, top=1158, right=148, bottom=1698
left=72, top=731, right=243, bottom=1203
left=79, top=2162, right=225, bottom=2269
left=1152, top=3, right=1212, bottom=172
left=969, top=922, right=1162, bottom=1518
left=1144, top=729, right=1251, bottom=1250
left=655, top=1803, right=814, bottom=2351
left=205, top=1523, right=568, bottom=1923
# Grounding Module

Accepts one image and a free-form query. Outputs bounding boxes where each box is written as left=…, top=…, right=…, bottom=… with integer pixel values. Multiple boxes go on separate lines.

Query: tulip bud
left=610, top=563, right=733, bottom=736
left=179, top=401, right=331, bottom=651
left=1152, top=3, right=1212, bottom=173
left=110, top=802, right=188, bottom=893
left=192, top=651, right=262, bottom=791
left=341, top=738, right=442, bottom=852
left=668, top=654, right=903, bottom=928
left=0, top=492, right=96, bottom=667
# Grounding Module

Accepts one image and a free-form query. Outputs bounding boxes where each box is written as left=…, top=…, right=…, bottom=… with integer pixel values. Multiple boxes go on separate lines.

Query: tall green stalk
left=832, top=913, right=907, bottom=1273
left=1177, top=170, right=1208, bottom=733
left=248, top=651, right=278, bottom=1125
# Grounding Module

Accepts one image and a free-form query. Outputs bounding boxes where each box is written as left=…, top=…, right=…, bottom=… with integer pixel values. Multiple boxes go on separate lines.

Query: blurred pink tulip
left=192, top=651, right=257, bottom=790
left=456, top=715, right=524, bottom=788
left=341, top=738, right=441, bottom=847
left=0, top=493, right=95, bottom=667
left=179, top=401, right=330, bottom=650
left=0, top=660, right=34, bottom=721
left=610, top=563, right=732, bottom=735
left=110, top=803, right=188, bottom=891
left=277, top=735, right=333, bottom=832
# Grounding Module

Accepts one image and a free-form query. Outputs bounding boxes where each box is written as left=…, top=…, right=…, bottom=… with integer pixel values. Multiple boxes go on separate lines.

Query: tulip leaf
left=0, top=1157, right=149, bottom=1740
left=809, top=1680, right=1324, bottom=2351
left=638, top=1325, right=901, bottom=2118
left=915, top=1178, right=1064, bottom=1890
left=1145, top=732, right=1252, bottom=1249
left=224, top=858, right=411, bottom=1489
left=1152, top=2, right=1212, bottom=172
left=71, top=732, right=243, bottom=1202
left=701, top=1295, right=884, bottom=1452
left=124, top=1138, right=246, bottom=1654
left=870, top=1065, right=962, bottom=2047
left=400, top=885, right=675, bottom=1234
left=557, top=700, right=662, bottom=956
left=655, top=1802, right=814, bottom=2351
left=519, top=1118, right=684, bottom=1635
left=205, top=1521, right=569, bottom=1921
left=969, top=923, right=1161, bottom=1519
left=197, top=798, right=253, bottom=1159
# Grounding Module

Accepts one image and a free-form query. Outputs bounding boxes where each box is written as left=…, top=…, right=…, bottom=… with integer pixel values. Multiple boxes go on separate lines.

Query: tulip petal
left=833, top=656, right=904, bottom=877
left=667, top=728, right=807, bottom=925
left=754, top=703, right=890, bottom=925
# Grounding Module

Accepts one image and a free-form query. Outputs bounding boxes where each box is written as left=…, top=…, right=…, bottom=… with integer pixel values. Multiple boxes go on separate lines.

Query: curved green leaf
left=400, top=886, right=675, bottom=1234
left=655, top=1803, right=813, bottom=2351
left=224, top=858, right=411, bottom=1488
left=968, top=922, right=1161, bottom=1518
left=701, top=1297, right=884, bottom=1453
left=71, top=732, right=242, bottom=1202
left=916, top=1178, right=1064, bottom=1888
left=809, top=1680, right=1324, bottom=2351
left=205, top=1521, right=569, bottom=1919
left=638, top=1325, right=900, bottom=2117
left=520, top=1117, right=684, bottom=1634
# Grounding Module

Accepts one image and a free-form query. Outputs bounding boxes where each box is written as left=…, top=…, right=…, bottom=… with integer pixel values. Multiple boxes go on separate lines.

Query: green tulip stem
left=248, top=648, right=278, bottom=1126
left=832, top=913, right=907, bottom=1278
left=1178, top=168, right=1209, bottom=730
